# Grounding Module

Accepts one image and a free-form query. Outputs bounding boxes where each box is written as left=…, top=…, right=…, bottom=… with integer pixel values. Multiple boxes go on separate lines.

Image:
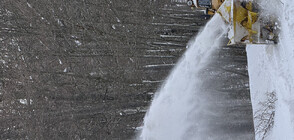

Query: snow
left=116, top=17, right=121, bottom=23
left=146, top=49, right=182, bottom=52
left=18, top=99, right=33, bottom=105
left=89, top=72, right=97, bottom=76
left=128, top=83, right=143, bottom=87
left=143, top=55, right=174, bottom=58
left=74, top=40, right=82, bottom=46
left=26, top=2, right=32, bottom=8
left=139, top=14, right=228, bottom=140
left=142, top=80, right=163, bottom=83
left=247, top=0, right=294, bottom=139
left=152, top=41, right=184, bottom=46
left=160, top=34, right=188, bottom=38
left=143, top=64, right=175, bottom=68
left=58, top=59, right=63, bottom=65
left=129, top=58, right=134, bottom=62
left=151, top=23, right=197, bottom=27
left=57, top=19, right=64, bottom=26
left=137, top=0, right=294, bottom=139
left=111, top=25, right=116, bottom=29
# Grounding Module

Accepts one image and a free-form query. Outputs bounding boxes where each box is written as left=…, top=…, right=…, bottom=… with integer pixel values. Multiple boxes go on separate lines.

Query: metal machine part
left=189, top=0, right=279, bottom=45
left=187, top=0, right=194, bottom=7
left=198, top=0, right=212, bottom=8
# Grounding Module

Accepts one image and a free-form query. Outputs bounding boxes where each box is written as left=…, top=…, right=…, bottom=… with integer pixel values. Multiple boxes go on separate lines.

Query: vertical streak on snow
left=139, top=14, right=228, bottom=140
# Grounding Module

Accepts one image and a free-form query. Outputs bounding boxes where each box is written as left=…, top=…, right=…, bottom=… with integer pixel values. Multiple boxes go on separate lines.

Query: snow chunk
left=116, top=17, right=121, bottom=23
left=123, top=109, right=137, bottom=115
left=142, top=80, right=162, bottom=83
left=111, top=25, right=116, bottom=29
left=18, top=99, right=33, bottom=105
left=133, top=126, right=143, bottom=131
left=57, top=19, right=64, bottom=26
left=74, top=40, right=81, bottom=46
left=58, top=59, right=63, bottom=64
left=144, top=64, right=175, bottom=68
left=27, top=2, right=32, bottom=8
left=89, top=72, right=97, bottom=76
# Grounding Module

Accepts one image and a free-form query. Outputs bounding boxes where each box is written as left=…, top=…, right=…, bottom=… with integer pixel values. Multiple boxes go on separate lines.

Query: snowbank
left=247, top=0, right=294, bottom=139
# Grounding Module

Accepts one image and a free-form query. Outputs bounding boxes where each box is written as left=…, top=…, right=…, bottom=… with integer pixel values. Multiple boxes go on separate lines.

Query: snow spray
left=139, top=14, right=228, bottom=140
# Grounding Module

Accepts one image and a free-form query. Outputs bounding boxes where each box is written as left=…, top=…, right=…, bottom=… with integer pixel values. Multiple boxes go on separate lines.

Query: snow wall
left=247, top=0, right=294, bottom=139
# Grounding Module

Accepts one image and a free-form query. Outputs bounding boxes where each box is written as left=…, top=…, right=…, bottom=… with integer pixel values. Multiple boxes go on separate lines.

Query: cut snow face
left=247, top=0, right=294, bottom=140
left=139, top=14, right=228, bottom=140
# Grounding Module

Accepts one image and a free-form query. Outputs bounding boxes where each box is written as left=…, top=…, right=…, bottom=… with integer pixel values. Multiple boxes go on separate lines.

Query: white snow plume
left=247, top=0, right=294, bottom=139
left=256, top=0, right=283, bottom=19
left=138, top=14, right=228, bottom=140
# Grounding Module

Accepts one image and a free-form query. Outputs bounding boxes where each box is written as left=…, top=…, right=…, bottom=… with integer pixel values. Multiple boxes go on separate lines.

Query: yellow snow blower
left=187, top=0, right=278, bottom=45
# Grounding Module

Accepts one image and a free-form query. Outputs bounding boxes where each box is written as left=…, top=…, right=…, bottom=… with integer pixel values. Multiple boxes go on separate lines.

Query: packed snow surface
left=139, top=14, right=228, bottom=140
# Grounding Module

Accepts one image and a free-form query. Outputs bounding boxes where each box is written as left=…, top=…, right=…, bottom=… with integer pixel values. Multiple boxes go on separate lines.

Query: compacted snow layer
left=247, top=0, right=294, bottom=139
left=139, top=14, right=228, bottom=140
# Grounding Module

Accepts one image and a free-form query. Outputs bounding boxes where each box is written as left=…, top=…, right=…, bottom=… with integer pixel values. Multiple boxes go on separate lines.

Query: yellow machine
left=188, top=0, right=278, bottom=45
